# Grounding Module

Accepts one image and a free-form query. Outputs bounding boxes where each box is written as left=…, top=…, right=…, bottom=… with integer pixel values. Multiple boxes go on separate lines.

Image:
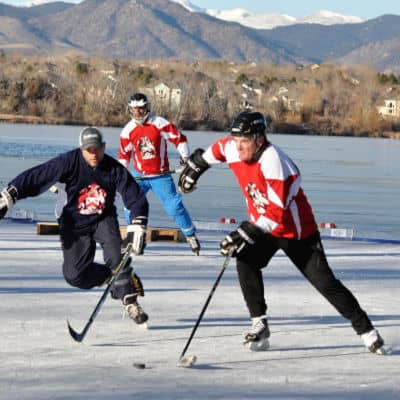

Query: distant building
left=377, top=99, right=400, bottom=118
left=269, top=87, right=302, bottom=112
left=282, top=96, right=302, bottom=112
left=240, top=82, right=262, bottom=109
left=278, top=86, right=289, bottom=95
left=142, top=82, right=182, bottom=107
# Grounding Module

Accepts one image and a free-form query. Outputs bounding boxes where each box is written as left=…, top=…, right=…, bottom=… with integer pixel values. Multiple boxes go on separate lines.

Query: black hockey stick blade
left=67, top=244, right=133, bottom=342
left=67, top=319, right=87, bottom=342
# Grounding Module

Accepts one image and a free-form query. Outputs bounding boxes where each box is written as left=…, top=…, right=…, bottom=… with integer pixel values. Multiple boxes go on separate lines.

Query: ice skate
left=186, top=234, right=201, bottom=255
left=243, top=316, right=270, bottom=351
left=361, top=329, right=389, bottom=355
left=123, top=294, right=148, bottom=326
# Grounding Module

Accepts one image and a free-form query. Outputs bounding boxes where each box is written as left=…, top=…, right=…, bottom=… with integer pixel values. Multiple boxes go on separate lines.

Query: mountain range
left=1, top=0, right=400, bottom=72
left=171, top=0, right=365, bottom=29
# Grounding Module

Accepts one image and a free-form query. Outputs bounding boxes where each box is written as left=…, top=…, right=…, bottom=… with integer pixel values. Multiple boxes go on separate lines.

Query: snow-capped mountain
left=297, top=10, right=364, bottom=25
left=206, top=8, right=296, bottom=30
left=171, top=0, right=203, bottom=13
left=171, top=0, right=364, bottom=29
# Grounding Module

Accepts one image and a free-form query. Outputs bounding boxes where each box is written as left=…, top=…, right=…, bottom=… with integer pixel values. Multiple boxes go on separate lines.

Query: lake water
left=1, top=123, right=399, bottom=239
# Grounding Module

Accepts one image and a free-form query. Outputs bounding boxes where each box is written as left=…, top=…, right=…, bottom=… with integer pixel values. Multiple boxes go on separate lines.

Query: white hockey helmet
left=128, top=93, right=150, bottom=123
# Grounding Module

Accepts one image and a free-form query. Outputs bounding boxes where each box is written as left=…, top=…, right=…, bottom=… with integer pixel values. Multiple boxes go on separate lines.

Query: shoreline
left=0, top=113, right=82, bottom=126
left=1, top=113, right=400, bottom=139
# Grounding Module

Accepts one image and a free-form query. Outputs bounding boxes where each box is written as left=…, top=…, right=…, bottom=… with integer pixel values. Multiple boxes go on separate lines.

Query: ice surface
left=0, top=223, right=399, bottom=399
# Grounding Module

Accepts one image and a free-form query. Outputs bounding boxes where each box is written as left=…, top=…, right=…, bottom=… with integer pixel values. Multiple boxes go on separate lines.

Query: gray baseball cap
left=79, top=127, right=105, bottom=149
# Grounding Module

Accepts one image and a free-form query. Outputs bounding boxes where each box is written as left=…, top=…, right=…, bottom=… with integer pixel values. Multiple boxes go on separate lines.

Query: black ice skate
left=243, top=317, right=270, bottom=351
left=123, top=294, right=148, bottom=326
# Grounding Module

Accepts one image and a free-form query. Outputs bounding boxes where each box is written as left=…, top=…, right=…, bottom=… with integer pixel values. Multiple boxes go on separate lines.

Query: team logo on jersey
left=245, top=182, right=269, bottom=214
left=78, top=184, right=107, bottom=215
left=138, top=136, right=156, bottom=160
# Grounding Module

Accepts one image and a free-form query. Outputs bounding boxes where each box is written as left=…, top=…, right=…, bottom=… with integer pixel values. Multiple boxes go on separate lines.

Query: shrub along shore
left=1, top=54, right=399, bottom=138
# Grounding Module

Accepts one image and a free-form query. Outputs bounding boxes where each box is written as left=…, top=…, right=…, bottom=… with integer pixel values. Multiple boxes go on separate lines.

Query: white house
left=240, top=83, right=262, bottom=109
left=269, top=87, right=302, bottom=112
left=377, top=100, right=400, bottom=118
left=142, top=82, right=182, bottom=107
left=278, top=86, right=289, bottom=96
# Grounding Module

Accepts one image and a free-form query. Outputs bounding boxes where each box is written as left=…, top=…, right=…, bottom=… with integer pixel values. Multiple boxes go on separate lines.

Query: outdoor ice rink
left=0, top=223, right=399, bottom=400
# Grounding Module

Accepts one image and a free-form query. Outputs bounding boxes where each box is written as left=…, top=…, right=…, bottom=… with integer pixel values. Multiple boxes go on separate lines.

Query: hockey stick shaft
left=133, top=167, right=183, bottom=180
left=179, top=254, right=232, bottom=360
left=67, top=244, right=134, bottom=342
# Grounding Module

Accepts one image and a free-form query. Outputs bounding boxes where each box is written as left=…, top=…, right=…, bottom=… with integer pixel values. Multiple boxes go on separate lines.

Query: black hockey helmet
left=230, top=112, right=267, bottom=138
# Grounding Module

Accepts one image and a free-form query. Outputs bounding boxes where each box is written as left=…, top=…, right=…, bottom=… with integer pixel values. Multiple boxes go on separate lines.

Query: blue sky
left=3, top=0, right=400, bottom=19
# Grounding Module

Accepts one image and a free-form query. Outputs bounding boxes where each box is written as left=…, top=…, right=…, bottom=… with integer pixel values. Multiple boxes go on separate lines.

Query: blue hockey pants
left=124, top=172, right=195, bottom=237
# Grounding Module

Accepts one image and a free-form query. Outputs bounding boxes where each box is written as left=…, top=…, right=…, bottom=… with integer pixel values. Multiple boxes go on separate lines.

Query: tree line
left=1, top=53, right=400, bottom=137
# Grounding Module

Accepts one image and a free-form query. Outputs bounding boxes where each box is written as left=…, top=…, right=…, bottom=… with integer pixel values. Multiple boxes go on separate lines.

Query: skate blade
left=177, top=355, right=197, bottom=368
left=245, top=338, right=270, bottom=352
left=137, top=322, right=148, bottom=330
left=375, top=346, right=392, bottom=355
left=126, top=318, right=149, bottom=330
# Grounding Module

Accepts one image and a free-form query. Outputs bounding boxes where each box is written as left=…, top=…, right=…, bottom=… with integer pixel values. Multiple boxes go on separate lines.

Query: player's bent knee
left=64, top=273, right=94, bottom=290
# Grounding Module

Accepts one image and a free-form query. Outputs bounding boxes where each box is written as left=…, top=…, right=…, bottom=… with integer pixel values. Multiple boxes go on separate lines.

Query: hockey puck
left=133, top=363, right=146, bottom=369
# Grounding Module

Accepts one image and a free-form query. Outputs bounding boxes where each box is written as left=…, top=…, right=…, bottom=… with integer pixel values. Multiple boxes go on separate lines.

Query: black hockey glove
left=0, top=185, right=18, bottom=219
left=178, top=148, right=210, bottom=194
left=122, top=216, right=147, bottom=255
left=220, top=221, right=264, bottom=257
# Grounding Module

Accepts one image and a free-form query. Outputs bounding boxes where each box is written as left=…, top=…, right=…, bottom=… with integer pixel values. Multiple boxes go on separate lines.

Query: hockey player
left=0, top=127, right=149, bottom=325
left=178, top=111, right=386, bottom=354
left=118, top=93, right=200, bottom=254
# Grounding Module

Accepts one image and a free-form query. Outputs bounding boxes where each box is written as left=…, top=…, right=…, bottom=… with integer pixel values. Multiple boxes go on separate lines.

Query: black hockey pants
left=60, top=215, right=135, bottom=300
left=236, top=230, right=373, bottom=335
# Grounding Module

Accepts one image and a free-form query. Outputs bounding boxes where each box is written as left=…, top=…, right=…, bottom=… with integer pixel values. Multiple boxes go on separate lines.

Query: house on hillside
left=278, top=86, right=289, bottom=96
left=141, top=82, right=182, bottom=107
left=241, top=82, right=262, bottom=110
left=268, top=87, right=302, bottom=112
left=377, top=99, right=400, bottom=118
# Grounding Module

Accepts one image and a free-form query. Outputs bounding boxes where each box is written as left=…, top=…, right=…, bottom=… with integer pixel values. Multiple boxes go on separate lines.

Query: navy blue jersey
left=9, top=148, right=148, bottom=233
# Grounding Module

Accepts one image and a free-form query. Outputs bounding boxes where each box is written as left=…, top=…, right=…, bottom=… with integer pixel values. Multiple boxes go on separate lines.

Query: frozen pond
left=1, top=123, right=400, bottom=239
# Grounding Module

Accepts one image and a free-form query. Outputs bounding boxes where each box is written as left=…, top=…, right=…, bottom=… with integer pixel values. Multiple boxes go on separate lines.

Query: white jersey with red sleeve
left=202, top=136, right=317, bottom=239
left=118, top=113, right=190, bottom=175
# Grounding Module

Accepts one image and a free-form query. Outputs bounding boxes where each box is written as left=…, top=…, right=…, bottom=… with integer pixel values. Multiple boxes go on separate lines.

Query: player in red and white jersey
left=118, top=93, right=200, bottom=254
left=178, top=111, right=386, bottom=354
left=201, top=134, right=317, bottom=239
left=119, top=100, right=189, bottom=176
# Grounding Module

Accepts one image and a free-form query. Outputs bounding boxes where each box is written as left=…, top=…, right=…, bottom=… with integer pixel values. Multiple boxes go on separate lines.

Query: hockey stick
left=134, top=167, right=184, bottom=180
left=67, top=243, right=134, bottom=343
left=177, top=252, right=232, bottom=367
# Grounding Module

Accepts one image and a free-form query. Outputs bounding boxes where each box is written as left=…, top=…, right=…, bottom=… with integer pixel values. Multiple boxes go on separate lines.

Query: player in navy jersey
left=0, top=127, right=149, bottom=325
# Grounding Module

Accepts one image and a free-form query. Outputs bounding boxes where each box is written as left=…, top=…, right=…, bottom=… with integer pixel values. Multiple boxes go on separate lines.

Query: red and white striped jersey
left=202, top=136, right=317, bottom=239
left=118, top=114, right=190, bottom=175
